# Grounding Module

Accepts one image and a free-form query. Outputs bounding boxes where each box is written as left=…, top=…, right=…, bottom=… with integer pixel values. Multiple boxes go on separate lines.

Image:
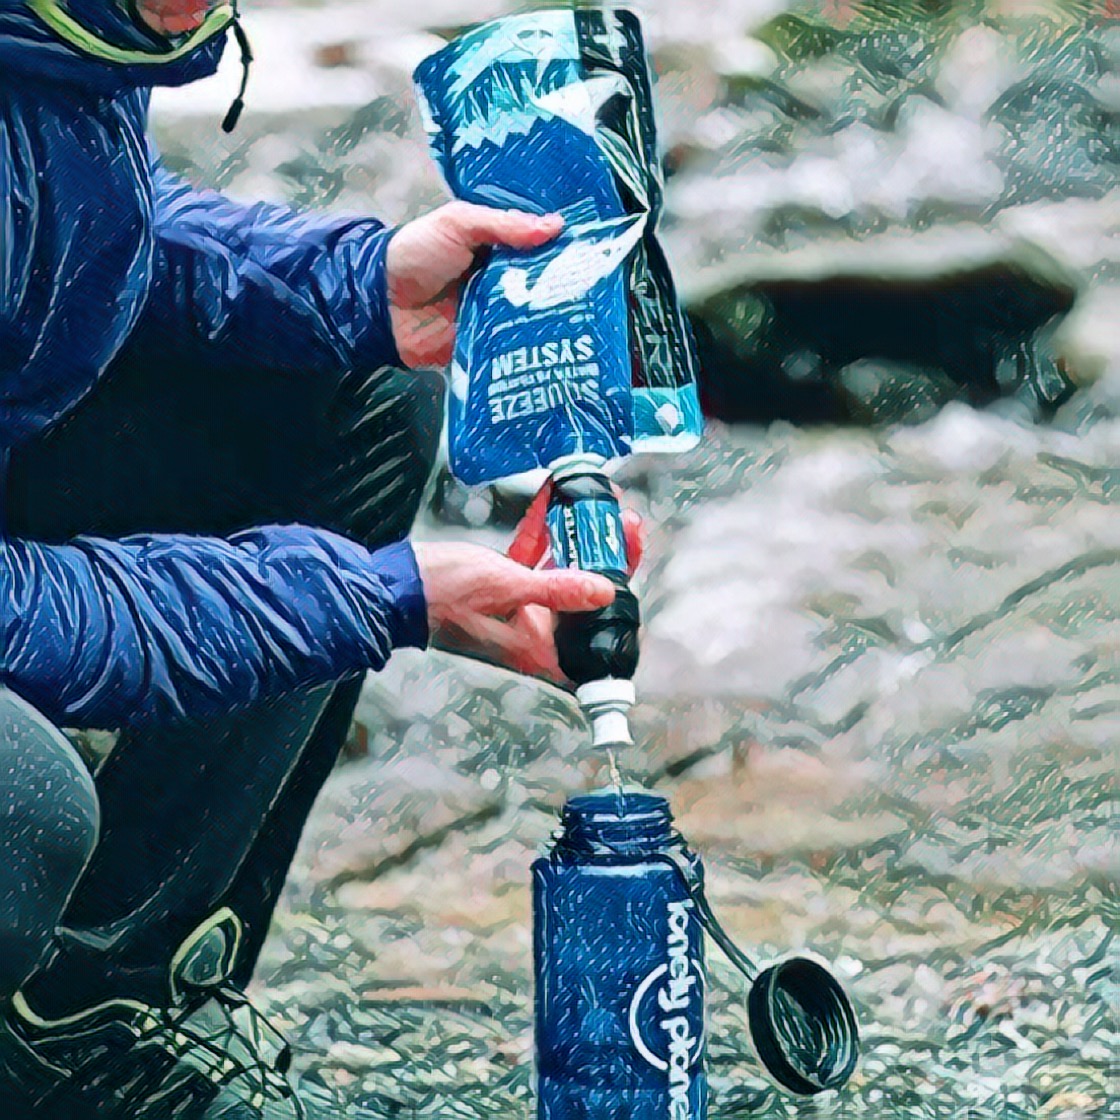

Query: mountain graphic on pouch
left=498, top=216, right=646, bottom=311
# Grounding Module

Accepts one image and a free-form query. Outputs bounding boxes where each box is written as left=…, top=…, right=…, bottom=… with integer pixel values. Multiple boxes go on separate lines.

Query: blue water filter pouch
left=413, top=8, right=703, bottom=485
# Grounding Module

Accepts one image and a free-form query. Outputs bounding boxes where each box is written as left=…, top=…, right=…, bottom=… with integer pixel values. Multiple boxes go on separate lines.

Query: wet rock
left=837, top=358, right=959, bottom=426
left=682, top=227, right=1079, bottom=425
left=655, top=12, right=1117, bottom=428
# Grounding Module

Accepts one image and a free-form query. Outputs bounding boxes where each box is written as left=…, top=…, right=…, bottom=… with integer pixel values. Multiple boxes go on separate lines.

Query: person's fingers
left=515, top=568, right=615, bottom=613
left=444, top=202, right=564, bottom=251
left=390, top=296, right=458, bottom=369
left=507, top=479, right=554, bottom=567
left=511, top=604, right=564, bottom=682
left=621, top=507, right=645, bottom=574
left=450, top=610, right=560, bottom=681
left=435, top=612, right=517, bottom=667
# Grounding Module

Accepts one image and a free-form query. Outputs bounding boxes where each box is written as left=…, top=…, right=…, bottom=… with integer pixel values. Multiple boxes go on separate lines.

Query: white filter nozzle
left=589, top=709, right=633, bottom=748
left=576, top=679, right=636, bottom=749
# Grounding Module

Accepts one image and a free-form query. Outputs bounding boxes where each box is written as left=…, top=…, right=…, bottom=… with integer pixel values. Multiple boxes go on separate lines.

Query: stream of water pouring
left=606, top=746, right=624, bottom=799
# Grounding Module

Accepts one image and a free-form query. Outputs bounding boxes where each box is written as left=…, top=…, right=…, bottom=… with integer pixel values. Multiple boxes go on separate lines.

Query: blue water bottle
left=533, top=790, right=707, bottom=1120
left=534, top=792, right=861, bottom=1118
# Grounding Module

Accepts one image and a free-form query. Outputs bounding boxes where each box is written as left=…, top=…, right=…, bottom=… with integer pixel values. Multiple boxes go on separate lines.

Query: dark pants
left=0, top=334, right=443, bottom=1014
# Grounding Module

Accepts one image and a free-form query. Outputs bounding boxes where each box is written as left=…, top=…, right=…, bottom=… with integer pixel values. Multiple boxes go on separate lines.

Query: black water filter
left=545, top=459, right=640, bottom=746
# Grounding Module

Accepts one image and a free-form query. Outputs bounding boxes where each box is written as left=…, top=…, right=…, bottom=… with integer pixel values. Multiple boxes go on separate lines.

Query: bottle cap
left=590, top=709, right=632, bottom=748
left=747, top=957, right=860, bottom=1094
left=654, top=851, right=861, bottom=1097
left=559, top=790, right=674, bottom=852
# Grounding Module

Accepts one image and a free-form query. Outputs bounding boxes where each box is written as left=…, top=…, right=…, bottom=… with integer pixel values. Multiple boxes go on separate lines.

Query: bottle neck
left=555, top=790, right=677, bottom=857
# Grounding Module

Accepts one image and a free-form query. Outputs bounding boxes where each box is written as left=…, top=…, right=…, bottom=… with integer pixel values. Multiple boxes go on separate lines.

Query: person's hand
left=386, top=202, right=564, bottom=369
left=413, top=542, right=615, bottom=682
left=413, top=481, right=644, bottom=685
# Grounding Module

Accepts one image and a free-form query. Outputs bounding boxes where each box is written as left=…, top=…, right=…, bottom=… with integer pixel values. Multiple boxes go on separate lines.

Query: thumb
left=446, top=202, right=564, bottom=251
left=515, top=568, right=616, bottom=613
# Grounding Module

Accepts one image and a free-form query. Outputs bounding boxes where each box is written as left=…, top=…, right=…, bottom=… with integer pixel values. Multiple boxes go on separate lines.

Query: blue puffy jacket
left=0, top=0, right=429, bottom=728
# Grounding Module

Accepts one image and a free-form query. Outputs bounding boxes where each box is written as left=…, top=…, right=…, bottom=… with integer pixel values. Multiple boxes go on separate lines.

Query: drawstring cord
left=221, top=14, right=253, bottom=132
left=28, top=985, right=296, bottom=1113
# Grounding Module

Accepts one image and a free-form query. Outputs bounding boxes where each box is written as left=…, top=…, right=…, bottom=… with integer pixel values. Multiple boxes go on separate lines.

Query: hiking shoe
left=0, top=909, right=338, bottom=1120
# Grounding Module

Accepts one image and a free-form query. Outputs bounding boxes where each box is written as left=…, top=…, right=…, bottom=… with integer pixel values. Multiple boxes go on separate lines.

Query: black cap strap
left=653, top=845, right=860, bottom=1096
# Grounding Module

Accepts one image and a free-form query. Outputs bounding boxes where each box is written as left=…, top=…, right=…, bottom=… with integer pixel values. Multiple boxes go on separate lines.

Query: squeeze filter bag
left=413, top=8, right=703, bottom=486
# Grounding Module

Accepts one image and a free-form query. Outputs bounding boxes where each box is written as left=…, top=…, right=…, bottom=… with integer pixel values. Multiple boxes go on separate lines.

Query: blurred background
left=152, top=2, right=1117, bottom=1117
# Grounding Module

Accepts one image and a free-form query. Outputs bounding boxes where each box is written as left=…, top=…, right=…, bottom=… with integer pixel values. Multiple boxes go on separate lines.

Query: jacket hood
left=0, top=0, right=227, bottom=90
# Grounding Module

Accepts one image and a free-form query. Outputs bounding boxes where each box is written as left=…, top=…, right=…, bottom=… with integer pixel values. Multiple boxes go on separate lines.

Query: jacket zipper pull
left=221, top=16, right=253, bottom=133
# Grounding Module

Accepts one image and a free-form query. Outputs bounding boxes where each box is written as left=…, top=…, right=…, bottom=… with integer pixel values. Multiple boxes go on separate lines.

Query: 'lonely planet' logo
left=628, top=899, right=704, bottom=1120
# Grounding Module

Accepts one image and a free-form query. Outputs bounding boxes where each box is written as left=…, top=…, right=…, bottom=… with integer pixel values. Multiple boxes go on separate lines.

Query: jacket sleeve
left=0, top=527, right=428, bottom=729
left=143, top=161, right=403, bottom=376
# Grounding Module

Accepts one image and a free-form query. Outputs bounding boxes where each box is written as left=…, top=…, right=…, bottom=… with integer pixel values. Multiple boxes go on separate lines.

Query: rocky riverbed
left=148, top=2, right=1119, bottom=1116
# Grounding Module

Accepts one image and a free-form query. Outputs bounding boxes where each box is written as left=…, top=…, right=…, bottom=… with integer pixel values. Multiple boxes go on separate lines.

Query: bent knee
left=0, top=689, right=99, bottom=875
left=0, top=692, right=99, bottom=998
